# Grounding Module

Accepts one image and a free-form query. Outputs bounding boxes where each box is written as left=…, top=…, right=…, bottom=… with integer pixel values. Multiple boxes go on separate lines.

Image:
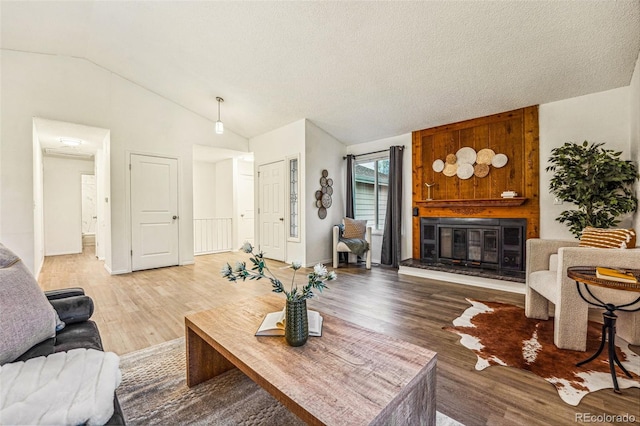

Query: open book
left=256, top=309, right=323, bottom=337
left=596, top=267, right=638, bottom=284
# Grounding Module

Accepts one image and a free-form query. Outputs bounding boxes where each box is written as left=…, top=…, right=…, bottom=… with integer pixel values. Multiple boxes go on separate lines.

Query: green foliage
left=221, top=242, right=336, bottom=301
left=546, top=141, right=638, bottom=238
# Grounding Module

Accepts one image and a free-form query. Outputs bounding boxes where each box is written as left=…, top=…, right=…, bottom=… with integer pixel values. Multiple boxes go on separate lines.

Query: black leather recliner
left=15, top=288, right=125, bottom=425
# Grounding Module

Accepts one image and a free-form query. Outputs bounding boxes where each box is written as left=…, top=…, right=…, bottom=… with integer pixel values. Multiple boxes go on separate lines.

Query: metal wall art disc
left=327, top=186, right=333, bottom=195
left=476, top=148, right=495, bottom=165
left=492, top=153, right=508, bottom=168
left=322, top=169, right=328, bottom=178
left=316, top=200, right=322, bottom=208
left=442, top=163, right=458, bottom=177
left=315, top=190, right=322, bottom=200
left=456, top=147, right=477, bottom=165
left=432, top=159, right=445, bottom=172
left=320, top=177, right=327, bottom=186
left=318, top=207, right=327, bottom=219
left=456, top=163, right=474, bottom=179
left=327, top=178, right=333, bottom=187
left=446, top=153, right=457, bottom=164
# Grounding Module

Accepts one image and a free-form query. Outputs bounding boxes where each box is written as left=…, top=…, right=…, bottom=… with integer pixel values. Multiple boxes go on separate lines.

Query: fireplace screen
left=421, top=218, right=526, bottom=271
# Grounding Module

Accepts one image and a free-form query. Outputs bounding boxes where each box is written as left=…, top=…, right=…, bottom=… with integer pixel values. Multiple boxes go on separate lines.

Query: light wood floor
left=38, top=249, right=640, bottom=426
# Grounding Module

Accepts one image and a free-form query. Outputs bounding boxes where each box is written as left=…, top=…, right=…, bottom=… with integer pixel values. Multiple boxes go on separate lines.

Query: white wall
left=250, top=119, right=306, bottom=263
left=0, top=50, right=248, bottom=273
left=43, top=156, right=95, bottom=256
left=193, top=161, right=217, bottom=219
left=305, top=120, right=347, bottom=266
left=539, top=87, right=632, bottom=240
left=215, top=159, right=234, bottom=218
left=346, top=133, right=413, bottom=264
left=630, top=53, right=640, bottom=232
left=32, top=123, right=45, bottom=276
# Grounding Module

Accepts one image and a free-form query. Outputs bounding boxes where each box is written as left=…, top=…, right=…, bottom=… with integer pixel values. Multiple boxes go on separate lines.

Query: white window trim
left=287, top=154, right=301, bottom=243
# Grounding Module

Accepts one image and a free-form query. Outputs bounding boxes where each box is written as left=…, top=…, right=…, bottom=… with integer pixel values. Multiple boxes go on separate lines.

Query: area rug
left=444, top=299, right=640, bottom=406
left=117, top=337, right=463, bottom=425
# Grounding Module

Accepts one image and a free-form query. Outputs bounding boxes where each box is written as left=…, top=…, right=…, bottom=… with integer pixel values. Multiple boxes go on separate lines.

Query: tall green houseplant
left=546, top=141, right=638, bottom=238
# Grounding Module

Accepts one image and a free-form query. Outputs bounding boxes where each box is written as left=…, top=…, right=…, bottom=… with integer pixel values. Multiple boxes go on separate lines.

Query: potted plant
left=546, top=141, right=638, bottom=238
left=221, top=242, right=336, bottom=346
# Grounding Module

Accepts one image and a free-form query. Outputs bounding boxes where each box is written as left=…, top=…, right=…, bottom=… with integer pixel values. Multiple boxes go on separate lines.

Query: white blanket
left=0, top=348, right=121, bottom=425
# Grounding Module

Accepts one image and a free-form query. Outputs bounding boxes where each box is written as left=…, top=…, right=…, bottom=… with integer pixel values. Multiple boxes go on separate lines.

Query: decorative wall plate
left=456, top=163, right=474, bottom=179
left=432, top=159, right=445, bottom=172
left=322, top=169, right=328, bottom=178
left=318, top=207, right=327, bottom=219
left=446, top=153, right=457, bottom=164
left=456, top=147, right=477, bottom=165
left=327, top=178, right=333, bottom=187
left=474, top=163, right=490, bottom=178
left=476, top=148, right=495, bottom=165
left=321, top=193, right=332, bottom=208
left=320, top=177, right=327, bottom=186
left=315, top=190, right=323, bottom=200
left=443, top=163, right=458, bottom=177
left=326, top=186, right=333, bottom=195
left=492, top=153, right=508, bottom=168
left=316, top=200, right=322, bottom=208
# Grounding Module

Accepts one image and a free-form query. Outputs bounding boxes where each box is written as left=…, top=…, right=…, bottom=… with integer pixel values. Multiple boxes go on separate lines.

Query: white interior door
left=238, top=173, right=255, bottom=247
left=130, top=154, right=179, bottom=271
left=258, top=161, right=285, bottom=261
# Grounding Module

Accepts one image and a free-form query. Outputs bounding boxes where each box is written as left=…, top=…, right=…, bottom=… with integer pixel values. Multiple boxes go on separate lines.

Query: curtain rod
left=343, top=145, right=405, bottom=160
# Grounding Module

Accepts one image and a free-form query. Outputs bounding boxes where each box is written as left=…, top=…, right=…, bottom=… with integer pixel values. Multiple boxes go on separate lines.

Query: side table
left=567, top=266, right=640, bottom=394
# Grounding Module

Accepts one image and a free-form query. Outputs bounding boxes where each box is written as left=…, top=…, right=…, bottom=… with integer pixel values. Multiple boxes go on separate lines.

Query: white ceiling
left=3, top=1, right=639, bottom=145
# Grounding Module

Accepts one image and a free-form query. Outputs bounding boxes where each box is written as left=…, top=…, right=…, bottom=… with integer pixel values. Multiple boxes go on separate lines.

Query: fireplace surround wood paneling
left=412, top=106, right=540, bottom=259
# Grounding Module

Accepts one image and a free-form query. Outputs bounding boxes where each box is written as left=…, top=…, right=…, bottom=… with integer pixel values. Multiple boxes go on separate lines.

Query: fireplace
left=420, top=218, right=526, bottom=272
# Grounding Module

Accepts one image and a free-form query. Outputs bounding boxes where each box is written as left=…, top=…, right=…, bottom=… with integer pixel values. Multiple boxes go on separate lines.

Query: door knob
left=173, top=215, right=178, bottom=220
left=279, top=218, right=284, bottom=221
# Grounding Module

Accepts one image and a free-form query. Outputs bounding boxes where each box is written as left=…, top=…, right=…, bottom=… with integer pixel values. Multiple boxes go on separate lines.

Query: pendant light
left=215, top=97, right=224, bottom=134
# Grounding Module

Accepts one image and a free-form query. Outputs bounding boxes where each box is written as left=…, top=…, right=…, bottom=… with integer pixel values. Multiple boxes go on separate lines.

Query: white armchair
left=525, top=238, right=640, bottom=351
left=332, top=225, right=372, bottom=270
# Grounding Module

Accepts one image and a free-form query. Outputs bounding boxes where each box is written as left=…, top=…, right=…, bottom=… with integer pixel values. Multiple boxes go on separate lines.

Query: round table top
left=567, top=266, right=640, bottom=293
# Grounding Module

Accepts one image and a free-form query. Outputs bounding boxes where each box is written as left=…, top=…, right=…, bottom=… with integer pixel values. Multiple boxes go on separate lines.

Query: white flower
left=313, top=264, right=328, bottom=277
left=240, top=242, right=253, bottom=253
left=221, top=264, right=232, bottom=276
left=291, top=261, right=302, bottom=270
left=234, top=261, right=245, bottom=272
left=327, top=271, right=337, bottom=281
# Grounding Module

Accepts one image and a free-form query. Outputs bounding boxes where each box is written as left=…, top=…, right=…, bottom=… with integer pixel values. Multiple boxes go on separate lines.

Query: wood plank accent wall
left=412, top=106, right=540, bottom=258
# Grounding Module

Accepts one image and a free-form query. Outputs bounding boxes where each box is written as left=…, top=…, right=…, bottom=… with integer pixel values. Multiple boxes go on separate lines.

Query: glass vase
left=285, top=299, right=309, bottom=347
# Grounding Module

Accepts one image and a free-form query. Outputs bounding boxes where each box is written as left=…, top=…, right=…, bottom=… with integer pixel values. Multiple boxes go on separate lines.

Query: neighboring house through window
left=354, top=155, right=389, bottom=231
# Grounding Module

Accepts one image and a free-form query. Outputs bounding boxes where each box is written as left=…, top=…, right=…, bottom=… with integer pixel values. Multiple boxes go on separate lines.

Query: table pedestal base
left=576, top=308, right=633, bottom=394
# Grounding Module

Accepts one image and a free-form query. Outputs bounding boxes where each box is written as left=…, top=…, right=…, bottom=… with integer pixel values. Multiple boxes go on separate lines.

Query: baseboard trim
left=398, top=266, right=525, bottom=294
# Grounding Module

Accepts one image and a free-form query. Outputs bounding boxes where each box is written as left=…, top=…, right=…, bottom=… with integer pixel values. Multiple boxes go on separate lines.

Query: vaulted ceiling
left=2, top=1, right=639, bottom=145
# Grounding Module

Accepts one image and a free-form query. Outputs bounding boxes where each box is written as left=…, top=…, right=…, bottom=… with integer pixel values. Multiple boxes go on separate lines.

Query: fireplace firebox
left=420, top=218, right=526, bottom=272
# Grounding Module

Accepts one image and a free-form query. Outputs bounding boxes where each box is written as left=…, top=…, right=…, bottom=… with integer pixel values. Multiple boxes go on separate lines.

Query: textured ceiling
left=2, top=1, right=639, bottom=145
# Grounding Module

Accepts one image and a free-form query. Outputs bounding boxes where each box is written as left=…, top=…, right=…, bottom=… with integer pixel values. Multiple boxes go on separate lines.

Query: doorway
left=81, top=174, right=97, bottom=249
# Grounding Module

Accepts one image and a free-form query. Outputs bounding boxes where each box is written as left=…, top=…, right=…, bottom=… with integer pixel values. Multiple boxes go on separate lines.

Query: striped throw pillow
left=342, top=218, right=367, bottom=239
left=579, top=227, right=636, bottom=249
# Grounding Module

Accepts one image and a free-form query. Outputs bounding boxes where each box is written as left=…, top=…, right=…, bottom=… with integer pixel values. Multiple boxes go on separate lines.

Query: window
left=288, top=157, right=299, bottom=240
left=354, top=155, right=389, bottom=230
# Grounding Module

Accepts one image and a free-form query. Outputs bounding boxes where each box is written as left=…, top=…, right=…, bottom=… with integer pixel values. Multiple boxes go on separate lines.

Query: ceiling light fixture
left=60, top=138, right=83, bottom=147
left=215, top=97, right=224, bottom=134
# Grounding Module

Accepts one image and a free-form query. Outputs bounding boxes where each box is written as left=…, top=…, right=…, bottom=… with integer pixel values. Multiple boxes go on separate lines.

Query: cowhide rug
left=444, top=299, right=640, bottom=406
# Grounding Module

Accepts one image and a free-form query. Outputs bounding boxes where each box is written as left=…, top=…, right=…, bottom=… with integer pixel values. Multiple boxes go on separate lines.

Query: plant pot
left=285, top=299, right=308, bottom=347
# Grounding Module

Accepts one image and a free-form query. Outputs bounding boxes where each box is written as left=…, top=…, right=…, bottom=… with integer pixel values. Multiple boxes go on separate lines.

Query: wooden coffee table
left=185, top=294, right=437, bottom=425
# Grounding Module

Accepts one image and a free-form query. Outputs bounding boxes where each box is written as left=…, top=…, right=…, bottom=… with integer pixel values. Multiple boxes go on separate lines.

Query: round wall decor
left=316, top=170, right=333, bottom=219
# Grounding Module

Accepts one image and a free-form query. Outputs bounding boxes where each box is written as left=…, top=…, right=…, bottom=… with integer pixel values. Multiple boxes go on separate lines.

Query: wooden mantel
left=412, top=106, right=540, bottom=259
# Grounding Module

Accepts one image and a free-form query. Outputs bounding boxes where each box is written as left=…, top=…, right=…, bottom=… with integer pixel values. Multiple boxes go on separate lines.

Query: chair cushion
left=343, top=217, right=367, bottom=239
left=0, top=244, right=57, bottom=365
left=579, top=227, right=636, bottom=249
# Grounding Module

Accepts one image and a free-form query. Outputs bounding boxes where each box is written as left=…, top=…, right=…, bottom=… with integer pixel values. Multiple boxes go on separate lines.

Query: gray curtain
left=381, top=146, right=403, bottom=267
left=345, top=154, right=355, bottom=218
